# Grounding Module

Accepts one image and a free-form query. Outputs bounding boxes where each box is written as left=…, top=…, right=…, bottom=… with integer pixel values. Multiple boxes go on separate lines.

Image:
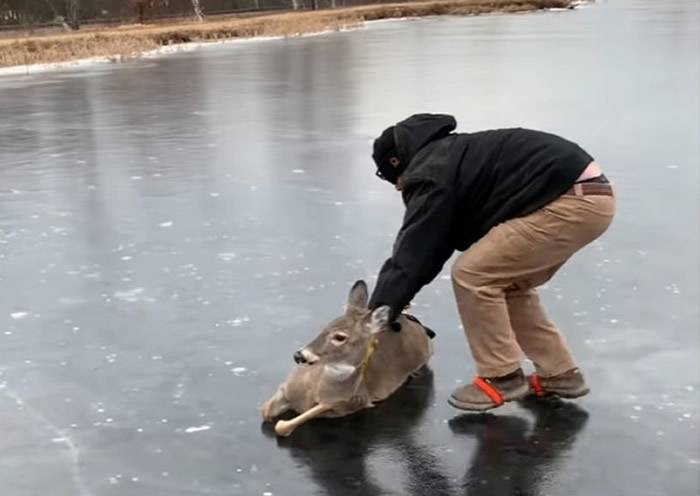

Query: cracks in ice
left=1, top=385, right=93, bottom=496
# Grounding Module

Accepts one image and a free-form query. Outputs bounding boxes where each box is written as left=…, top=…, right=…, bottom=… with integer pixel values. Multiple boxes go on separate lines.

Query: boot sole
left=536, top=386, right=590, bottom=399
left=448, top=384, right=530, bottom=412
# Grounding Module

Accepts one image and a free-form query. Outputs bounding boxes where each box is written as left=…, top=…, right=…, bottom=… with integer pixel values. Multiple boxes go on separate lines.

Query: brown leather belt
left=566, top=182, right=614, bottom=197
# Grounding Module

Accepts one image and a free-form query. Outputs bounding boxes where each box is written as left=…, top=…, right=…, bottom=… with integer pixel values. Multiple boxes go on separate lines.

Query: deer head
left=293, top=280, right=391, bottom=382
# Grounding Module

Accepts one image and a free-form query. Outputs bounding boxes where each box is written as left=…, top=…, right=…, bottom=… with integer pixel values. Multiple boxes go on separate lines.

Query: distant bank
left=0, top=0, right=579, bottom=74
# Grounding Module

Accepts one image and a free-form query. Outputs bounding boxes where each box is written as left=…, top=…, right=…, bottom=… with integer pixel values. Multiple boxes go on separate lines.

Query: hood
left=394, top=113, right=457, bottom=165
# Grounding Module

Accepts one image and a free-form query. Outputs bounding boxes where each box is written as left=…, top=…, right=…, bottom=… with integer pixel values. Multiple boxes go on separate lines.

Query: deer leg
left=274, top=403, right=333, bottom=437
left=260, top=387, right=290, bottom=422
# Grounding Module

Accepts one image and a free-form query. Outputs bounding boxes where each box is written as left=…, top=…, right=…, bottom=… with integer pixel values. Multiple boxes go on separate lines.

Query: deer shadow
left=261, top=366, right=454, bottom=496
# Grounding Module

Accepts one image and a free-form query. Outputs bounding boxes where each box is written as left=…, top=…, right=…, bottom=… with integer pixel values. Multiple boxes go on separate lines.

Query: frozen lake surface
left=1, top=0, right=698, bottom=494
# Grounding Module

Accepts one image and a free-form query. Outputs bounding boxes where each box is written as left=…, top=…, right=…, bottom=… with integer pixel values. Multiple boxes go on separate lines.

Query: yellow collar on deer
left=353, top=336, right=378, bottom=393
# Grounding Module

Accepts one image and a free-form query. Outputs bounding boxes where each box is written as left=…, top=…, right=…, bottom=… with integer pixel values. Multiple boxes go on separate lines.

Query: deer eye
left=331, top=333, right=348, bottom=344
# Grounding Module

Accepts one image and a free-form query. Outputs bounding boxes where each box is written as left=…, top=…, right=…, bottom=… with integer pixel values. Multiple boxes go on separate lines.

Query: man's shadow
left=261, top=367, right=455, bottom=496
left=449, top=396, right=590, bottom=495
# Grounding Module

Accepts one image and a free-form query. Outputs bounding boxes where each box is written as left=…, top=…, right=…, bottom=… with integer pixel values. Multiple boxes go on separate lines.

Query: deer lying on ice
left=261, top=280, right=435, bottom=437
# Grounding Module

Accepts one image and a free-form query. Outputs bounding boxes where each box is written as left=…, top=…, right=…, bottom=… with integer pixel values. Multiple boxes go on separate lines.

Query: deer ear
left=346, top=280, right=368, bottom=313
left=323, top=362, right=357, bottom=382
left=368, top=306, right=391, bottom=334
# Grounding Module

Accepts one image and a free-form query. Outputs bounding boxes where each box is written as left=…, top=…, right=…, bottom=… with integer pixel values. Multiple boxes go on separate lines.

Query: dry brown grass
left=0, top=0, right=574, bottom=68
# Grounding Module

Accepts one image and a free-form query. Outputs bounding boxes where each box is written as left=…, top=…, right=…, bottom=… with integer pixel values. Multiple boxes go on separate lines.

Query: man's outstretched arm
left=369, top=179, right=456, bottom=319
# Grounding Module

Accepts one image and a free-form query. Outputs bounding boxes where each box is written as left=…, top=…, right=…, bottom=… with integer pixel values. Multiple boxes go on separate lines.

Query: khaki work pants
left=451, top=190, right=616, bottom=378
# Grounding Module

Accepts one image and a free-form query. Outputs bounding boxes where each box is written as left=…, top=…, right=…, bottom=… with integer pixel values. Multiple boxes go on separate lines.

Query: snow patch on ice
left=114, top=287, right=145, bottom=302
left=185, top=425, right=211, bottom=433
left=226, top=316, right=250, bottom=327
left=231, top=367, right=247, bottom=376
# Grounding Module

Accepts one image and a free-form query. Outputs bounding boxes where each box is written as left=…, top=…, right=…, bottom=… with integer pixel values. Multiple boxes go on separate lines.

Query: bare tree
left=128, top=0, right=147, bottom=23
left=39, top=0, right=71, bottom=30
left=190, top=0, right=203, bottom=21
left=65, top=0, right=78, bottom=29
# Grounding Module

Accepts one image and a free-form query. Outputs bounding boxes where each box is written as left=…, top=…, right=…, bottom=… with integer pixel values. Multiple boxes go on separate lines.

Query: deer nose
left=293, top=350, right=307, bottom=365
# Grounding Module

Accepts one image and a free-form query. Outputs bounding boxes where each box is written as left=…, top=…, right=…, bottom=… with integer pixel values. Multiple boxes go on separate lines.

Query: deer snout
left=293, top=348, right=319, bottom=365
left=293, top=350, right=306, bottom=364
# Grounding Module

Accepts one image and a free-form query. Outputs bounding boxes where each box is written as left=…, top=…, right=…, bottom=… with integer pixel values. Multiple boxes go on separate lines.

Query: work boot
left=529, top=368, right=590, bottom=399
left=449, top=368, right=530, bottom=412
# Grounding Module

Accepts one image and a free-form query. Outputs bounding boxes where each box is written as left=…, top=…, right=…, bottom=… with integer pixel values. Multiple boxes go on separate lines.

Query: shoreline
left=0, top=0, right=579, bottom=76
left=0, top=29, right=345, bottom=77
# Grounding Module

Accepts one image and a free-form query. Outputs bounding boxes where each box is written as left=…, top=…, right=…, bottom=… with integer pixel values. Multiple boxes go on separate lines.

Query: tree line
left=0, top=0, right=354, bottom=28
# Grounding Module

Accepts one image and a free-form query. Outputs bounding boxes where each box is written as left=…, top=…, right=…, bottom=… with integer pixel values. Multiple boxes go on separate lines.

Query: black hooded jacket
left=368, top=114, right=593, bottom=316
